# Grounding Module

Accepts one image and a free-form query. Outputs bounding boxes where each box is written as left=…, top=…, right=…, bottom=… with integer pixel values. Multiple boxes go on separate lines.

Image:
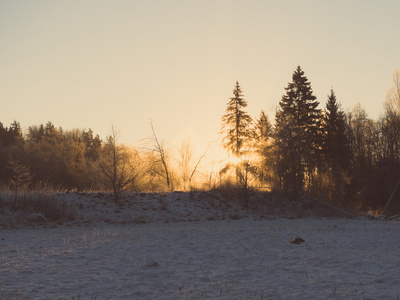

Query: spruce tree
left=323, top=89, right=349, bottom=169
left=274, top=66, right=321, bottom=197
left=221, top=81, right=253, bottom=158
left=254, top=110, right=273, bottom=184
left=322, top=89, right=350, bottom=203
left=255, top=110, right=272, bottom=143
left=220, top=82, right=253, bottom=189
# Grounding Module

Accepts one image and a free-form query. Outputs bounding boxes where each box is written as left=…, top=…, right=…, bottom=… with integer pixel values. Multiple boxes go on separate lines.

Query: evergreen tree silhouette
left=323, top=89, right=349, bottom=169
left=221, top=81, right=253, bottom=158
left=322, top=89, right=350, bottom=204
left=274, top=66, right=321, bottom=198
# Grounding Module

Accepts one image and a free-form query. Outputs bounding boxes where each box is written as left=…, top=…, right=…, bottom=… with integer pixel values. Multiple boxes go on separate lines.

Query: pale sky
left=1, top=0, right=399, bottom=159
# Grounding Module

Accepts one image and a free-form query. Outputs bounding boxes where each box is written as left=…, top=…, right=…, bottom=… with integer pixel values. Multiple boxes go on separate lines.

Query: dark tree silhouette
left=0, top=121, right=22, bottom=148
left=323, top=90, right=349, bottom=166
left=0, top=121, right=23, bottom=182
left=322, top=89, right=350, bottom=204
left=274, top=66, right=321, bottom=198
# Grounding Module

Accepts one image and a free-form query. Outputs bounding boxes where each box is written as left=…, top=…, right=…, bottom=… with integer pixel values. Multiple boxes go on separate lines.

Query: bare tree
left=177, top=134, right=192, bottom=190
left=98, top=126, right=140, bottom=202
left=347, top=104, right=378, bottom=172
left=385, top=70, right=400, bottom=114
left=189, top=143, right=211, bottom=188
left=177, top=134, right=211, bottom=190
left=382, top=70, right=400, bottom=164
left=146, top=120, right=171, bottom=190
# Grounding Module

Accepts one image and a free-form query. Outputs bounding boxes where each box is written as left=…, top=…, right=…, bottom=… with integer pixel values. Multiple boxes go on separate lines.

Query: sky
left=1, top=0, right=400, bottom=162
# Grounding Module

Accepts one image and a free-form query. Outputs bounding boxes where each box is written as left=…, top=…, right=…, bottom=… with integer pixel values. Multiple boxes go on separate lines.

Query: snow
left=0, top=192, right=399, bottom=299
left=1, top=219, right=399, bottom=299
left=0, top=191, right=355, bottom=228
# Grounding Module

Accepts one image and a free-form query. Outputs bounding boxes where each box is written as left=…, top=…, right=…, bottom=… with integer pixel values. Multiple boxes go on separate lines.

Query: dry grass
left=1, top=192, right=76, bottom=224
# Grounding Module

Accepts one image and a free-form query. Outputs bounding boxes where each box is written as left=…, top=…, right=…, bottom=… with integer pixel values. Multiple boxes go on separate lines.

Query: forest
left=1, top=66, right=400, bottom=214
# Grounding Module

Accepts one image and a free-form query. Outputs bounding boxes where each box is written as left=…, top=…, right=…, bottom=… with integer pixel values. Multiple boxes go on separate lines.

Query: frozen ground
left=0, top=191, right=355, bottom=227
left=1, top=218, right=400, bottom=299
left=0, top=192, right=399, bottom=299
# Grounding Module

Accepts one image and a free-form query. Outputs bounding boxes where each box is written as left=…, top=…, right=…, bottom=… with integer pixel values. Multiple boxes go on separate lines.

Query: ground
left=0, top=192, right=399, bottom=299
left=0, top=190, right=356, bottom=228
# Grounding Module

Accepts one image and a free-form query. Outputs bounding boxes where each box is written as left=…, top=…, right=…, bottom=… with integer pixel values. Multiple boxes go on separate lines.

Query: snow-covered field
left=1, top=218, right=399, bottom=299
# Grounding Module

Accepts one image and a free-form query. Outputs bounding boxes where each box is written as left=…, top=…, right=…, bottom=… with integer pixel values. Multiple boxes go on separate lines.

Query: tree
left=24, top=122, right=84, bottom=189
left=322, top=89, right=350, bottom=204
left=82, top=129, right=102, bottom=161
left=0, top=121, right=22, bottom=148
left=177, top=134, right=193, bottom=191
left=254, top=110, right=274, bottom=186
left=255, top=110, right=273, bottom=143
left=8, top=156, right=34, bottom=208
left=220, top=82, right=253, bottom=184
left=27, top=124, right=45, bottom=142
left=147, top=120, right=172, bottom=191
left=381, top=70, right=400, bottom=164
left=99, top=127, right=139, bottom=202
left=221, top=81, right=253, bottom=158
left=323, top=90, right=349, bottom=167
left=176, top=134, right=210, bottom=190
left=274, top=66, right=321, bottom=198
left=346, top=104, right=381, bottom=209
left=385, top=70, right=400, bottom=114
left=347, top=104, right=377, bottom=174
left=378, top=70, right=400, bottom=212
left=0, top=121, right=24, bottom=183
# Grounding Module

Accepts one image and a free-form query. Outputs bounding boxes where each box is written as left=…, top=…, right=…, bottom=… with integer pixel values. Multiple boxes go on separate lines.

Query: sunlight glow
left=227, top=155, right=243, bottom=166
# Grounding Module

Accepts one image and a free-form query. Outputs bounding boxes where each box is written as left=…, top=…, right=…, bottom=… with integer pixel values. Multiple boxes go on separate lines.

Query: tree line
left=1, top=66, right=400, bottom=212
left=0, top=119, right=213, bottom=202
left=220, top=66, right=400, bottom=213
